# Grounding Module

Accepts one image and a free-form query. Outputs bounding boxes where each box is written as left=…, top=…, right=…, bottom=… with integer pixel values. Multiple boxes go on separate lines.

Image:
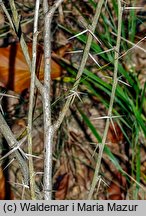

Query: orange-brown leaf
left=0, top=43, right=64, bottom=93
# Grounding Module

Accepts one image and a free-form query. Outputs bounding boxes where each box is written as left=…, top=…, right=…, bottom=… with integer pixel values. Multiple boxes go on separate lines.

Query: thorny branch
left=88, top=0, right=122, bottom=199
left=0, top=112, right=29, bottom=185
left=53, top=0, right=105, bottom=131
left=0, top=0, right=42, bottom=199
left=0, top=0, right=106, bottom=200
left=43, top=0, right=64, bottom=200
left=0, top=0, right=65, bottom=200
left=27, top=0, right=41, bottom=200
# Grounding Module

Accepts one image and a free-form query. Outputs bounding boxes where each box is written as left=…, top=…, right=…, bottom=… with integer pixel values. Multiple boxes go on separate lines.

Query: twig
left=7, top=0, right=44, bottom=95
left=88, top=0, right=122, bottom=199
left=27, top=0, right=40, bottom=200
left=54, top=0, right=105, bottom=131
left=0, top=0, right=42, bottom=198
left=111, top=32, right=146, bottom=54
left=0, top=136, right=27, bottom=162
left=0, top=1, right=15, bottom=31
left=0, top=112, right=29, bottom=185
left=43, top=0, right=64, bottom=200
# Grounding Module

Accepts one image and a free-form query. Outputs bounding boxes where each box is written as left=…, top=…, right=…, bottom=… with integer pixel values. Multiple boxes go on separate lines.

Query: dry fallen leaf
left=0, top=43, right=68, bottom=93
left=108, top=171, right=127, bottom=200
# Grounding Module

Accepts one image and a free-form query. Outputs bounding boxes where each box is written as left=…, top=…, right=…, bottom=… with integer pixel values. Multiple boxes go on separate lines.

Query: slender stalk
left=8, top=0, right=44, bottom=95
left=0, top=112, right=29, bottom=185
left=88, top=0, right=122, bottom=199
left=27, top=0, right=40, bottom=200
left=43, top=0, right=64, bottom=200
left=54, top=0, right=105, bottom=131
left=0, top=1, right=15, bottom=31
left=1, top=0, right=42, bottom=198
